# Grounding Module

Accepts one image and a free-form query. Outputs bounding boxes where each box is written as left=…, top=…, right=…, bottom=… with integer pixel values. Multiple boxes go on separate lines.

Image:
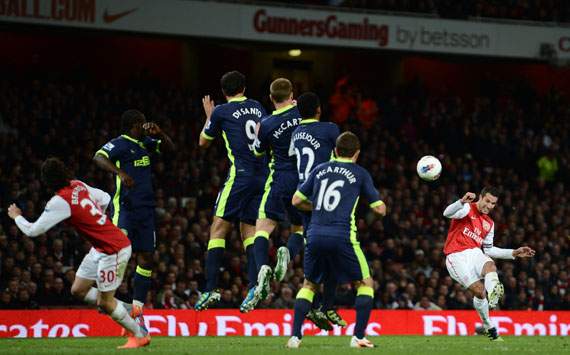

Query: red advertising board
left=0, top=310, right=568, bottom=338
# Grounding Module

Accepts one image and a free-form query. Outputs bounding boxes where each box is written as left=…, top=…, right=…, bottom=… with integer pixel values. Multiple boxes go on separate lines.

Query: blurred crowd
left=0, top=75, right=568, bottom=312
left=264, top=0, right=570, bottom=22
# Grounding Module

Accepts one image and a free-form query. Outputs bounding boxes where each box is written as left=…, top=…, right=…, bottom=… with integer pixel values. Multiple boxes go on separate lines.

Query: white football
left=416, top=155, right=442, bottom=181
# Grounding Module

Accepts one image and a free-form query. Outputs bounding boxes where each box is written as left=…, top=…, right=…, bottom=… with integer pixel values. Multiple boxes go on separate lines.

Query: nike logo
left=470, top=216, right=477, bottom=220
left=103, top=8, right=138, bottom=23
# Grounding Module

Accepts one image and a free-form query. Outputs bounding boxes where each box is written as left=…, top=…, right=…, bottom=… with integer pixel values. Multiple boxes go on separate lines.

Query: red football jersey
left=57, top=180, right=130, bottom=254
left=443, top=203, right=494, bottom=255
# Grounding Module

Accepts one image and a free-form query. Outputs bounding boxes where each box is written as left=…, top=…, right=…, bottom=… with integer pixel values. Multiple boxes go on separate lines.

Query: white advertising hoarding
left=0, top=0, right=569, bottom=59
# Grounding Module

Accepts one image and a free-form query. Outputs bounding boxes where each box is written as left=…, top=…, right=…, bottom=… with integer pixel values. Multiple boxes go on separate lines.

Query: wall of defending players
left=0, top=310, right=568, bottom=338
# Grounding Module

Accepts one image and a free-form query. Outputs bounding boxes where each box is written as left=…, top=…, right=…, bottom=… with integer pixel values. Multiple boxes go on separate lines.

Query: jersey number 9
left=245, top=120, right=257, bottom=151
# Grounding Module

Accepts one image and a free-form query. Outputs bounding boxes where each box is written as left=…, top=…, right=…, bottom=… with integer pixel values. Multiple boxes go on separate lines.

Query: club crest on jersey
left=482, top=220, right=491, bottom=232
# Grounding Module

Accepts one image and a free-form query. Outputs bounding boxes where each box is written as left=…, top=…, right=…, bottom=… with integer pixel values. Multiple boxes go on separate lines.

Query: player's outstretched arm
left=7, top=197, right=71, bottom=237
left=482, top=225, right=535, bottom=259
left=484, top=245, right=535, bottom=259
left=512, top=246, right=536, bottom=258
left=443, top=192, right=474, bottom=219
left=199, top=95, right=215, bottom=148
left=483, top=245, right=516, bottom=259
left=93, top=153, right=135, bottom=188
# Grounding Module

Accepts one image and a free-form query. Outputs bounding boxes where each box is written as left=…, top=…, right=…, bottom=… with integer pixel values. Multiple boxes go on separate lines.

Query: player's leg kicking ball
left=446, top=249, right=504, bottom=342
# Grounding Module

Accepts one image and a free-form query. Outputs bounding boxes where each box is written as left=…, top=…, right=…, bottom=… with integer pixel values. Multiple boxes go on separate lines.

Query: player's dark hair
left=296, top=92, right=320, bottom=119
left=480, top=186, right=500, bottom=198
left=41, top=158, right=71, bottom=193
left=121, top=109, right=145, bottom=132
left=220, top=71, right=246, bottom=97
left=336, top=131, right=360, bottom=158
left=270, top=78, right=292, bottom=103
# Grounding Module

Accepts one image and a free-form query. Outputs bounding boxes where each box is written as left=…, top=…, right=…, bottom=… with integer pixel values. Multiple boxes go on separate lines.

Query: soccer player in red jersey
left=7, top=158, right=150, bottom=349
left=443, top=187, right=535, bottom=341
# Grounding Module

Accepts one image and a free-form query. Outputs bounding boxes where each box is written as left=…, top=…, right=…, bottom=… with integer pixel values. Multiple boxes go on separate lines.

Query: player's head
left=41, top=158, right=71, bottom=193
left=270, top=78, right=293, bottom=105
left=121, top=109, right=146, bottom=137
left=477, top=186, right=499, bottom=214
left=335, top=131, right=360, bottom=161
left=220, top=71, right=246, bottom=97
left=296, top=92, right=321, bottom=120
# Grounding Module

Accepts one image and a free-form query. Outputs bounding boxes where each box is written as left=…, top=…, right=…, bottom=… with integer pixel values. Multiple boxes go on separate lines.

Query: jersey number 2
left=315, top=178, right=344, bottom=211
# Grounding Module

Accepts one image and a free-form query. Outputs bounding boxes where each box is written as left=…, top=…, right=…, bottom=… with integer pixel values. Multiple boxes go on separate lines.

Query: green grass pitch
left=0, top=336, right=568, bottom=354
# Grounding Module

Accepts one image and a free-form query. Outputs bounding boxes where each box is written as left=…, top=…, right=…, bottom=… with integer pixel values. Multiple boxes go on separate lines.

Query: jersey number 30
left=315, top=178, right=344, bottom=211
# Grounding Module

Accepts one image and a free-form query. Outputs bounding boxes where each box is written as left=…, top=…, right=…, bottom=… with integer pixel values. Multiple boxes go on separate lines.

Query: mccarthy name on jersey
left=315, top=165, right=357, bottom=183
left=272, top=118, right=302, bottom=139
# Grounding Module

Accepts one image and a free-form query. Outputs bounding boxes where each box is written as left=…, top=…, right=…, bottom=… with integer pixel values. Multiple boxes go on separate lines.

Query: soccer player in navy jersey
left=197, top=71, right=268, bottom=311
left=288, top=132, right=387, bottom=349
left=243, top=78, right=306, bottom=311
left=291, top=92, right=345, bottom=329
left=94, top=109, right=174, bottom=325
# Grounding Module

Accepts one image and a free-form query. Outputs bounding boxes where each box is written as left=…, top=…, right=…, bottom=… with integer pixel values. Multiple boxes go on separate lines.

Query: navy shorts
left=114, top=206, right=156, bottom=253
left=214, top=174, right=265, bottom=225
left=258, top=170, right=302, bottom=226
left=304, top=235, right=370, bottom=284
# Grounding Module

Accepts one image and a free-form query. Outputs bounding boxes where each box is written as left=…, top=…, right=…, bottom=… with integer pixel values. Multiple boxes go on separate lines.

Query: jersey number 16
left=315, top=178, right=344, bottom=211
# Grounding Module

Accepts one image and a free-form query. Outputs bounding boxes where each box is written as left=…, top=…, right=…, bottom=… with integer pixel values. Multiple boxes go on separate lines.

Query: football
left=416, top=155, right=442, bottom=181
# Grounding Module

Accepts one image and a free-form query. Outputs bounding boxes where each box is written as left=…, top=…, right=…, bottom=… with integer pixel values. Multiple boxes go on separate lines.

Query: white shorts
left=445, top=247, right=492, bottom=289
left=76, top=246, right=132, bottom=292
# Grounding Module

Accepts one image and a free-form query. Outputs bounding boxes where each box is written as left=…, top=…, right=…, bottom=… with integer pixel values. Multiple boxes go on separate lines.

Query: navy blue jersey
left=297, top=158, right=383, bottom=239
left=291, top=120, right=339, bottom=185
left=254, top=104, right=302, bottom=172
left=202, top=97, right=267, bottom=175
left=96, top=134, right=160, bottom=211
